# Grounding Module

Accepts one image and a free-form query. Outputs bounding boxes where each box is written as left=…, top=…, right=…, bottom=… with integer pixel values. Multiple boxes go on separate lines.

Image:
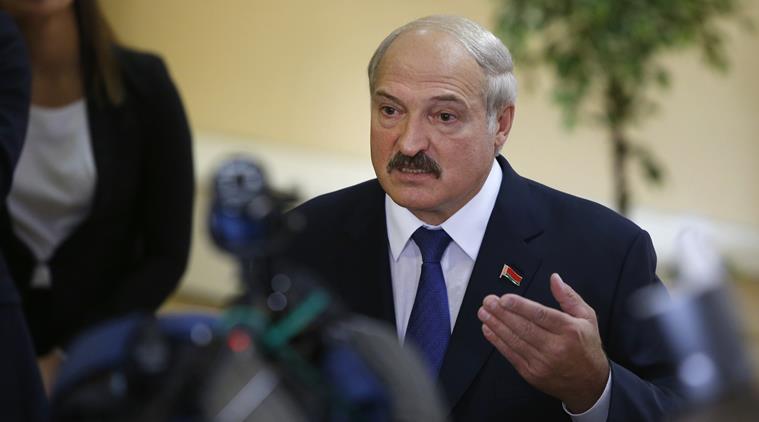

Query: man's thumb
left=550, top=273, right=591, bottom=319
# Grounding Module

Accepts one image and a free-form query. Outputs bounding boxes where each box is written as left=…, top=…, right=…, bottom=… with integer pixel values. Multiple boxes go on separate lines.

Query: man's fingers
left=494, top=293, right=572, bottom=334
left=482, top=323, right=530, bottom=372
left=481, top=317, right=555, bottom=385
left=478, top=301, right=542, bottom=357
left=549, top=273, right=594, bottom=320
left=480, top=281, right=608, bottom=410
left=481, top=296, right=555, bottom=350
left=478, top=298, right=561, bottom=369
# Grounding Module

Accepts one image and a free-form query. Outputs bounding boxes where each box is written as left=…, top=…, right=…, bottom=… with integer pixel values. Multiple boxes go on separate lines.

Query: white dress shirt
left=7, top=99, right=96, bottom=288
left=384, top=158, right=611, bottom=422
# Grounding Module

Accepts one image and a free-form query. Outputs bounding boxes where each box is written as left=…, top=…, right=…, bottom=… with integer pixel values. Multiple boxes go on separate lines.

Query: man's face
left=370, top=29, right=513, bottom=225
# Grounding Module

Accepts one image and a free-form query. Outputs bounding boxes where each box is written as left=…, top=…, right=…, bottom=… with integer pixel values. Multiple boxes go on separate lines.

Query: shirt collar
left=385, top=159, right=502, bottom=261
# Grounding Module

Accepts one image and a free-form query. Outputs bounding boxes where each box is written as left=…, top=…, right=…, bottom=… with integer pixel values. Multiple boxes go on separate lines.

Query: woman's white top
left=7, top=99, right=97, bottom=288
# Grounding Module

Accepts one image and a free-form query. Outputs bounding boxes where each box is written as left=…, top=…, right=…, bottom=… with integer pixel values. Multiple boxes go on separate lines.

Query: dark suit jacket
left=0, top=11, right=49, bottom=421
left=285, top=155, right=680, bottom=421
left=0, top=46, right=195, bottom=355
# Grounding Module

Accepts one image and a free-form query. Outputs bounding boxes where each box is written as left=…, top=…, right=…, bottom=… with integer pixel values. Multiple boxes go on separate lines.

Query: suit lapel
left=84, top=98, right=115, bottom=220
left=438, top=156, right=545, bottom=410
left=340, top=182, right=396, bottom=326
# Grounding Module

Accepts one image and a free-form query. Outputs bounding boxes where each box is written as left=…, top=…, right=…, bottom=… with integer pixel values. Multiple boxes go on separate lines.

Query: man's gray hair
left=367, top=15, right=517, bottom=132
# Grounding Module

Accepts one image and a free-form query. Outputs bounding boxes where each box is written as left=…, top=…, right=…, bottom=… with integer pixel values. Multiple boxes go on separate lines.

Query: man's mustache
left=386, top=152, right=442, bottom=178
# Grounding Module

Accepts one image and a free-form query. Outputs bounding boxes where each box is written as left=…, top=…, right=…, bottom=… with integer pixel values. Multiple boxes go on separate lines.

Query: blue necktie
left=405, top=227, right=452, bottom=376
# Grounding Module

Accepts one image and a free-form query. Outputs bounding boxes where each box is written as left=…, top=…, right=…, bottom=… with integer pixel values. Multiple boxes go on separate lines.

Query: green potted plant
left=495, top=0, right=752, bottom=214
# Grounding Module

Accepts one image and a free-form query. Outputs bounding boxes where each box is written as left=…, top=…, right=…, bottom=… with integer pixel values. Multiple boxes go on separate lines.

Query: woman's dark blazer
left=0, top=46, right=195, bottom=355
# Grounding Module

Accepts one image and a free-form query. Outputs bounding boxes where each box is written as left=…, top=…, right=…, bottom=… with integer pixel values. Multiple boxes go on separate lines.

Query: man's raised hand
left=477, top=273, right=610, bottom=413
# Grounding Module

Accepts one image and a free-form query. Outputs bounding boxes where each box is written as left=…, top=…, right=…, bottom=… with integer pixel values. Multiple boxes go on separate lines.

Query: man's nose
left=397, top=116, right=430, bottom=156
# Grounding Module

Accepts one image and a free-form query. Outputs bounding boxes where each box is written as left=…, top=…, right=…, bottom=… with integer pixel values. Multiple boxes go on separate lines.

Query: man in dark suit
left=286, top=15, right=679, bottom=421
left=0, top=10, right=50, bottom=422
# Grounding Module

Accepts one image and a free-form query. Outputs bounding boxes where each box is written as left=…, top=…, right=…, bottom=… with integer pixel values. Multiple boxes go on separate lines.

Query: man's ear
left=494, top=104, right=515, bottom=155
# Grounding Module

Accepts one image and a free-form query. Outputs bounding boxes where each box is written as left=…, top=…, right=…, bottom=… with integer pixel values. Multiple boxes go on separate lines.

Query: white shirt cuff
left=562, top=370, right=612, bottom=422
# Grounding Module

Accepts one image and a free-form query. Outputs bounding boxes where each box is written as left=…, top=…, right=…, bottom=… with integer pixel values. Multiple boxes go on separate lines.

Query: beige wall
left=102, top=0, right=759, bottom=228
left=102, top=0, right=495, bottom=156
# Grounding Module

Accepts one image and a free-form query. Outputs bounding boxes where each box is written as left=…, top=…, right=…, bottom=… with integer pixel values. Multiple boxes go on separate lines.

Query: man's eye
left=439, top=112, right=456, bottom=122
left=381, top=106, right=397, bottom=116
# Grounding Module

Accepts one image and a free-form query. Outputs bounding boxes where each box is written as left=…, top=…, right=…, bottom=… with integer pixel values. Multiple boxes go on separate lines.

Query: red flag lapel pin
left=500, top=264, right=523, bottom=286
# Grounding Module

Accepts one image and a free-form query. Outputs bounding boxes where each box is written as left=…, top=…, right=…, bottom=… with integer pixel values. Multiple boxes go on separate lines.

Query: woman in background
left=0, top=0, right=195, bottom=389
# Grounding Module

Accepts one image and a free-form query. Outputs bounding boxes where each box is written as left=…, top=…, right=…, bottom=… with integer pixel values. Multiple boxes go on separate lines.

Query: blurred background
left=98, top=1, right=759, bottom=363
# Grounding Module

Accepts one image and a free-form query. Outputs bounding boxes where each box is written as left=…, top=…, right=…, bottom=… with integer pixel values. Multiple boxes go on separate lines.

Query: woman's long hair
left=75, top=0, right=123, bottom=105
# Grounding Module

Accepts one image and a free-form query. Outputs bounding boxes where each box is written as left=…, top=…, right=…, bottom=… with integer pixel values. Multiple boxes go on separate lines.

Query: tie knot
left=412, top=227, right=452, bottom=263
